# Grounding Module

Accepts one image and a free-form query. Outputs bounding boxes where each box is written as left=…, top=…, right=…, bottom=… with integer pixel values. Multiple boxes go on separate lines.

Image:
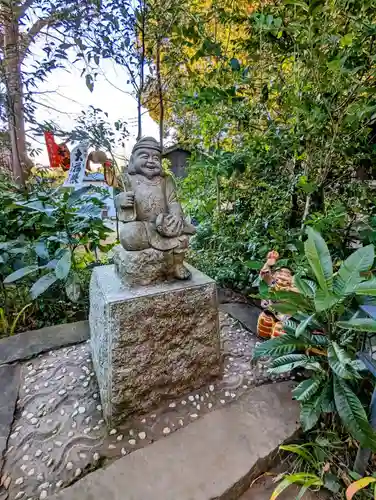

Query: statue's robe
left=121, top=173, right=192, bottom=251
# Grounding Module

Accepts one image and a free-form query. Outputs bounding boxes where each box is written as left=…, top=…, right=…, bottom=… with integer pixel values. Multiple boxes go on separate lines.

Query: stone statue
left=113, top=137, right=195, bottom=285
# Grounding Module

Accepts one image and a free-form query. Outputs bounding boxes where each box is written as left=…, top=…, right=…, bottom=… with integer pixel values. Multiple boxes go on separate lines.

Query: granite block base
left=89, top=264, right=221, bottom=426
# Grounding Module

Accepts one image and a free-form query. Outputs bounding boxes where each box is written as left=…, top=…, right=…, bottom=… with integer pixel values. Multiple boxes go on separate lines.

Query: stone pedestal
left=89, top=264, right=221, bottom=426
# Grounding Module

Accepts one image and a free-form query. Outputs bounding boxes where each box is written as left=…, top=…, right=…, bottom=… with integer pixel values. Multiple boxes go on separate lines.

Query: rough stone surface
left=220, top=303, right=261, bottom=335
left=0, top=364, right=20, bottom=470
left=90, top=264, right=221, bottom=425
left=49, top=382, right=300, bottom=500
left=0, top=322, right=89, bottom=366
left=113, top=245, right=175, bottom=286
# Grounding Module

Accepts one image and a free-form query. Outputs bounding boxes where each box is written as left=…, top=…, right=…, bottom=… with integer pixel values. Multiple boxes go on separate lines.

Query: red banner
left=44, top=131, right=70, bottom=170
left=44, top=131, right=59, bottom=169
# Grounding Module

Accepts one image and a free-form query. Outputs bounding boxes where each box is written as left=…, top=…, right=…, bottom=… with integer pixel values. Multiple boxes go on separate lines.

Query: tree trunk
left=136, top=0, right=146, bottom=141
left=3, top=15, right=27, bottom=184
left=156, top=39, right=164, bottom=149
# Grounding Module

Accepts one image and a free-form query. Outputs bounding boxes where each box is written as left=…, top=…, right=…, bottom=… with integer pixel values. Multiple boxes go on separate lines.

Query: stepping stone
left=50, top=382, right=299, bottom=500
left=0, top=321, right=89, bottom=366
left=0, top=364, right=20, bottom=470
left=220, top=303, right=261, bottom=335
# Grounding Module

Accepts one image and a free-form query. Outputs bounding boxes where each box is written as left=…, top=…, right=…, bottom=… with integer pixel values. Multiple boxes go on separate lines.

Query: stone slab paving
left=0, top=365, right=20, bottom=471
left=0, top=312, right=288, bottom=500
left=0, top=322, right=89, bottom=366
left=220, top=303, right=262, bottom=336
left=49, top=382, right=300, bottom=500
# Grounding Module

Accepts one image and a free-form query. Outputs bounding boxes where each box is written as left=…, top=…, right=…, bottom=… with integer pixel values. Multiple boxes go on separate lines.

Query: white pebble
left=39, top=483, right=49, bottom=490
left=22, top=455, right=29, bottom=461
left=40, top=491, right=48, bottom=500
left=138, top=432, right=146, bottom=440
left=108, top=444, right=116, bottom=450
left=220, top=399, right=225, bottom=404
left=195, top=395, right=199, bottom=400
left=48, top=398, right=55, bottom=405
left=190, top=414, right=198, bottom=419
left=22, top=444, right=30, bottom=452
left=188, top=396, right=194, bottom=402
left=35, top=449, right=42, bottom=458
left=98, top=419, right=104, bottom=425
left=75, top=468, right=82, bottom=477
left=121, top=447, right=127, bottom=455
left=10, top=432, right=19, bottom=439
left=128, top=439, right=136, bottom=445
left=209, top=385, right=214, bottom=392
left=197, top=404, right=200, bottom=410
left=15, top=477, right=24, bottom=485
left=181, top=400, right=186, bottom=405
left=83, top=428, right=91, bottom=434
left=79, top=453, right=87, bottom=459
left=55, top=441, right=63, bottom=447
left=27, top=469, right=35, bottom=476
left=168, top=402, right=176, bottom=408
left=56, top=480, right=63, bottom=488
left=58, top=389, right=66, bottom=396
left=31, top=418, right=38, bottom=425
left=117, top=434, right=124, bottom=441
left=68, top=431, right=74, bottom=438
left=96, top=405, right=102, bottom=411
left=225, top=391, right=230, bottom=397
left=66, top=462, right=73, bottom=470
left=208, top=403, right=213, bottom=409
left=15, top=492, right=25, bottom=500
left=78, top=406, right=85, bottom=414
left=163, top=427, right=171, bottom=435
left=179, top=419, right=184, bottom=426
left=109, top=429, right=117, bottom=435
left=93, top=452, right=100, bottom=461
left=26, top=413, right=34, bottom=420
left=60, top=409, right=65, bottom=416
left=20, top=465, right=27, bottom=472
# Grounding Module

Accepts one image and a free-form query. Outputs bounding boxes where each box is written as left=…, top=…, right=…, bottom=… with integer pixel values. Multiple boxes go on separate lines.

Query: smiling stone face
left=132, top=147, right=162, bottom=179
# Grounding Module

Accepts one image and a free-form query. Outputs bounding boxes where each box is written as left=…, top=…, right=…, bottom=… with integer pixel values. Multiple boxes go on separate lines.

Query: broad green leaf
left=304, top=227, right=333, bottom=291
left=327, top=342, right=356, bottom=379
left=55, top=250, right=72, bottom=280
left=271, top=354, right=308, bottom=367
left=346, top=477, right=376, bottom=500
left=3, top=265, right=39, bottom=284
left=314, top=289, right=340, bottom=312
left=67, top=185, right=92, bottom=207
left=334, top=245, right=374, bottom=296
left=253, top=334, right=307, bottom=359
left=333, top=376, right=376, bottom=449
left=35, top=241, right=49, bottom=260
left=293, top=276, right=316, bottom=298
left=30, top=273, right=58, bottom=299
left=337, top=318, right=376, bottom=333
left=355, top=278, right=376, bottom=296
left=319, top=379, right=335, bottom=413
left=293, top=376, right=323, bottom=402
left=282, top=319, right=298, bottom=334
left=272, top=301, right=300, bottom=315
left=65, top=274, right=81, bottom=302
left=296, top=315, right=314, bottom=337
left=300, top=399, right=321, bottom=431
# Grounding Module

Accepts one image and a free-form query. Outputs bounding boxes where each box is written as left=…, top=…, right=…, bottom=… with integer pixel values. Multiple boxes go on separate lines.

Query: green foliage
left=253, top=229, right=376, bottom=449
left=0, top=173, right=114, bottom=336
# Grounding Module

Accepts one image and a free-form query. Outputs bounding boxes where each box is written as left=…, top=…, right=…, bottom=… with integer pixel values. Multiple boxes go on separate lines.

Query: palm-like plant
left=253, top=227, right=376, bottom=449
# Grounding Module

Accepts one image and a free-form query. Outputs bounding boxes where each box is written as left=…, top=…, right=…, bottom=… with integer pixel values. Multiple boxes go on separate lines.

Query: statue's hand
left=115, top=191, right=135, bottom=209
left=156, top=214, right=183, bottom=237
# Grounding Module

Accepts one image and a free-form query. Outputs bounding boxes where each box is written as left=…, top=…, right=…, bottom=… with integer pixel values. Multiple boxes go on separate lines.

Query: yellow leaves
left=346, top=477, right=376, bottom=500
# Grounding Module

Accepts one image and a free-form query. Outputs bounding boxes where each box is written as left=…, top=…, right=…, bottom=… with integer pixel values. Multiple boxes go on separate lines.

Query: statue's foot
left=174, top=263, right=191, bottom=280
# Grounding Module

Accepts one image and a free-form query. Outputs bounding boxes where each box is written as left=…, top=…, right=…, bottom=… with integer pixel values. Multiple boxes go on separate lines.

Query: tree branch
left=19, top=16, right=57, bottom=61
left=17, top=0, right=36, bottom=20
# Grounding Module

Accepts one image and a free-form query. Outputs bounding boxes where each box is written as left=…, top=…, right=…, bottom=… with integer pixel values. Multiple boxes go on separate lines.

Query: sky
left=28, top=47, right=160, bottom=166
